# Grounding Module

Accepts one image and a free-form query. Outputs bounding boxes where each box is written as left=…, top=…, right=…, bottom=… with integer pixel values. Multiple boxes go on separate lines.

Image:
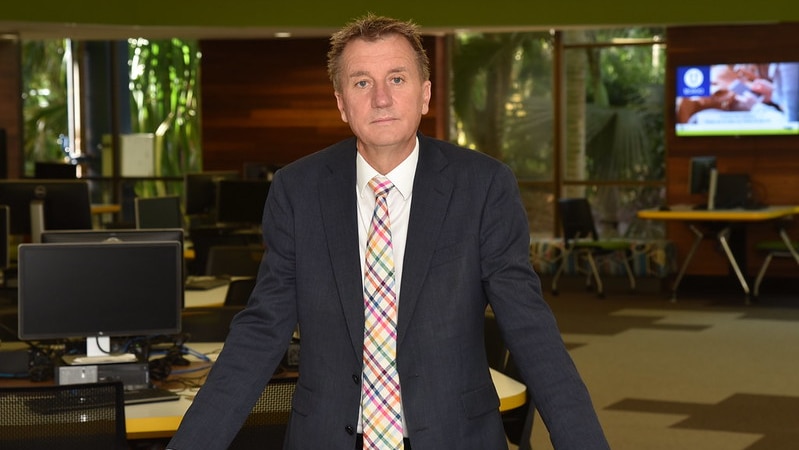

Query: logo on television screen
left=676, top=65, right=710, bottom=97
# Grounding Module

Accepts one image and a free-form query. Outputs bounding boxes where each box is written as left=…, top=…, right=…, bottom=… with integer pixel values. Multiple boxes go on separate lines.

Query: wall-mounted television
left=675, top=62, right=799, bottom=136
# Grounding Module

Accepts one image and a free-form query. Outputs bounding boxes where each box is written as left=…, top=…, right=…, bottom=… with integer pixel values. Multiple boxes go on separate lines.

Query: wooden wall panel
left=665, top=23, right=799, bottom=276
left=0, top=37, right=22, bottom=179
left=199, top=36, right=444, bottom=172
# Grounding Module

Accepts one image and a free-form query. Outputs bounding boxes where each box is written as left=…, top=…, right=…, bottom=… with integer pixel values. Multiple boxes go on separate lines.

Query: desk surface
left=126, top=342, right=527, bottom=439
left=638, top=205, right=799, bottom=222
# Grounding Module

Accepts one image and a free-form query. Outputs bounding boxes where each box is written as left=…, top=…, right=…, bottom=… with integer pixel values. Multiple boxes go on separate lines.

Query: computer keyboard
left=26, top=386, right=180, bottom=413
left=185, top=275, right=230, bottom=290
left=123, top=386, right=181, bottom=405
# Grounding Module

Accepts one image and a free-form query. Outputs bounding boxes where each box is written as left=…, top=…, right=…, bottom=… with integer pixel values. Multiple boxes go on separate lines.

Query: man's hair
left=327, top=13, right=430, bottom=92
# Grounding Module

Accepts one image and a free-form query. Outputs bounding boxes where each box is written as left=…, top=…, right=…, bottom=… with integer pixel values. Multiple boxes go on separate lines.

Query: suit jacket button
left=352, top=374, right=360, bottom=384
left=345, top=425, right=355, bottom=435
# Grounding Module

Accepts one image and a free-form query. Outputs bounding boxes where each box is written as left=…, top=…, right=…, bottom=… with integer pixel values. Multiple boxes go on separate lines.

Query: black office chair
left=225, top=277, right=258, bottom=306
left=551, top=198, right=635, bottom=298
left=205, top=245, right=265, bottom=278
left=0, top=381, right=127, bottom=450
left=484, top=310, right=534, bottom=450
left=227, top=377, right=298, bottom=450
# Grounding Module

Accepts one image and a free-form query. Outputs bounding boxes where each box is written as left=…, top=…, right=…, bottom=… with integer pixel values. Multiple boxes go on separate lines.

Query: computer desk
left=126, top=341, right=526, bottom=439
left=637, top=205, right=799, bottom=303
left=123, top=291, right=528, bottom=439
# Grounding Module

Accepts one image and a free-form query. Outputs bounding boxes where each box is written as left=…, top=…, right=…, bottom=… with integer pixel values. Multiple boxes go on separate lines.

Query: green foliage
left=451, top=29, right=666, bottom=236
left=128, top=38, right=202, bottom=197
left=451, top=32, right=554, bottom=179
left=21, top=40, right=70, bottom=175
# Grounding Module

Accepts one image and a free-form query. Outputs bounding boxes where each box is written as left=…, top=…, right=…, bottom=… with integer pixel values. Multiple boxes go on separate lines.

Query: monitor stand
left=62, top=336, right=138, bottom=365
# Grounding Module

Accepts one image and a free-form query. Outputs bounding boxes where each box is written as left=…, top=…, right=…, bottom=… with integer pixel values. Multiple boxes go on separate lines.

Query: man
left=168, top=13, right=609, bottom=449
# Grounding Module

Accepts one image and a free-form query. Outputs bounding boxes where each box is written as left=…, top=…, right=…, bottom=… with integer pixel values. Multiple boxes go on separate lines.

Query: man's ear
left=334, top=92, right=349, bottom=123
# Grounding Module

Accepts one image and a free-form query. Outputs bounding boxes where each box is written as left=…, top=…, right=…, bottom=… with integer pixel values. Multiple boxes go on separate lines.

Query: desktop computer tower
left=57, top=362, right=150, bottom=389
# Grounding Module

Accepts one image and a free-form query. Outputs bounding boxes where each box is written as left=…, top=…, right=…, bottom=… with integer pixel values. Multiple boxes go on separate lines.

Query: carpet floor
left=524, top=277, right=799, bottom=450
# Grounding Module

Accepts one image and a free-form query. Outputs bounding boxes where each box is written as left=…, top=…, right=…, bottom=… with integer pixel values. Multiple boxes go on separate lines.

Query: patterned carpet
left=527, top=276, right=799, bottom=450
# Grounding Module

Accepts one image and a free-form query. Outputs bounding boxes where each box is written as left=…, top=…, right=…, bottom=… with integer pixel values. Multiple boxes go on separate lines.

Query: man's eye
left=355, top=80, right=369, bottom=88
left=390, top=77, right=404, bottom=85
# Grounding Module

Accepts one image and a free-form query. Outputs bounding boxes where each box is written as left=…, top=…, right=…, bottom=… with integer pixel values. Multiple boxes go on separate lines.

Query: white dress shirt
left=355, top=138, right=419, bottom=435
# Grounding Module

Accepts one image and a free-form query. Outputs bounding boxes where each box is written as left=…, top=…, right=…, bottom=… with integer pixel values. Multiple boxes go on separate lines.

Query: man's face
left=334, top=34, right=431, bottom=154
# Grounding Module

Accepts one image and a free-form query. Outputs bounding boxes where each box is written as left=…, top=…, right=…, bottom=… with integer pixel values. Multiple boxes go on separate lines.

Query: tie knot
left=368, top=176, right=394, bottom=199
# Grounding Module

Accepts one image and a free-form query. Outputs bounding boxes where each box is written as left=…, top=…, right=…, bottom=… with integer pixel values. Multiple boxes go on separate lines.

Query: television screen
left=675, top=62, right=799, bottom=136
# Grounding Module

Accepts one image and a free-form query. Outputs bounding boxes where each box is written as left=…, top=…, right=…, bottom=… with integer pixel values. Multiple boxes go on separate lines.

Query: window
left=451, top=28, right=666, bottom=238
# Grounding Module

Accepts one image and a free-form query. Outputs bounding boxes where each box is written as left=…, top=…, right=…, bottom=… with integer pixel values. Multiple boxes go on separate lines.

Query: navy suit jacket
left=168, top=134, right=609, bottom=449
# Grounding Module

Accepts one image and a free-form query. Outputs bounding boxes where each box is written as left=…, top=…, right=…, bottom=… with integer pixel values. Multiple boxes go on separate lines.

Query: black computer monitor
left=40, top=228, right=186, bottom=305
left=135, top=196, right=183, bottom=229
left=688, top=156, right=717, bottom=195
left=34, top=162, right=78, bottom=179
left=184, top=171, right=239, bottom=216
left=17, top=241, right=183, bottom=360
left=0, top=179, right=92, bottom=239
left=216, top=179, right=270, bottom=226
left=0, top=205, right=8, bottom=270
left=41, top=228, right=184, bottom=246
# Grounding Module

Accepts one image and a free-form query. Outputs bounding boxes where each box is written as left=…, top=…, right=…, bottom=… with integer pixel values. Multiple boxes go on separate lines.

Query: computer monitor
left=135, top=196, right=183, bottom=229
left=184, top=171, right=239, bottom=216
left=0, top=179, right=92, bottom=241
left=216, top=179, right=270, bottom=226
left=40, top=228, right=186, bottom=305
left=17, top=241, right=183, bottom=361
left=34, top=162, right=78, bottom=179
left=0, top=205, right=8, bottom=271
left=688, top=156, right=717, bottom=195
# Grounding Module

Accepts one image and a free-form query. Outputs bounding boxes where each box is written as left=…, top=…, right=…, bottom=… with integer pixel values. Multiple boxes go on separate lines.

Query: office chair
left=134, top=195, right=184, bottom=229
left=227, top=376, right=298, bottom=450
left=552, top=198, right=635, bottom=298
left=484, top=310, right=534, bottom=450
left=0, top=381, right=127, bottom=450
left=225, top=277, right=257, bottom=306
left=752, top=226, right=799, bottom=299
left=205, top=245, right=264, bottom=277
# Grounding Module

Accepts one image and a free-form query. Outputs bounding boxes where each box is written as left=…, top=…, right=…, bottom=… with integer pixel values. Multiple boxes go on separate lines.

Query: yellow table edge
left=127, top=416, right=184, bottom=439
left=637, top=205, right=799, bottom=222
left=498, top=387, right=527, bottom=412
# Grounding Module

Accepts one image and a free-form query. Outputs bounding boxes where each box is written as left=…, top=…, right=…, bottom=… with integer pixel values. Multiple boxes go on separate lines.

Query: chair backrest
left=0, top=381, right=127, bottom=450
left=558, top=198, right=599, bottom=244
left=228, top=377, right=298, bottom=450
left=225, top=277, right=257, bottom=306
left=205, top=245, right=264, bottom=277
left=135, top=195, right=184, bottom=229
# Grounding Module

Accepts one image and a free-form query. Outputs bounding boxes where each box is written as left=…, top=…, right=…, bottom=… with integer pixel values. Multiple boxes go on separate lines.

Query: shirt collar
left=356, top=137, right=419, bottom=201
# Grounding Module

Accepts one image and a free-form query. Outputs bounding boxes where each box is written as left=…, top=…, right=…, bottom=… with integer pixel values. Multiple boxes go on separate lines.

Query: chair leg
left=622, top=251, right=636, bottom=291
left=551, top=248, right=570, bottom=296
left=753, top=253, right=775, bottom=299
left=585, top=253, right=604, bottom=298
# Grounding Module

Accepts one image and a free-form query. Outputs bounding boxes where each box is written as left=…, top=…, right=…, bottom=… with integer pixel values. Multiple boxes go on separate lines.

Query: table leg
left=671, top=224, right=704, bottom=302
left=716, top=226, right=751, bottom=304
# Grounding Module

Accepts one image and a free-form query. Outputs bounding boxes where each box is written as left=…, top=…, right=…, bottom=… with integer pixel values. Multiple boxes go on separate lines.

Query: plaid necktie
left=361, top=176, right=404, bottom=449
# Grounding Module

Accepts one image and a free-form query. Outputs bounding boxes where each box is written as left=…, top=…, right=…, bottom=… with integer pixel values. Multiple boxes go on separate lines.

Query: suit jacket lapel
left=397, top=138, right=452, bottom=347
left=318, top=142, right=364, bottom=361
left=318, top=137, right=453, bottom=356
